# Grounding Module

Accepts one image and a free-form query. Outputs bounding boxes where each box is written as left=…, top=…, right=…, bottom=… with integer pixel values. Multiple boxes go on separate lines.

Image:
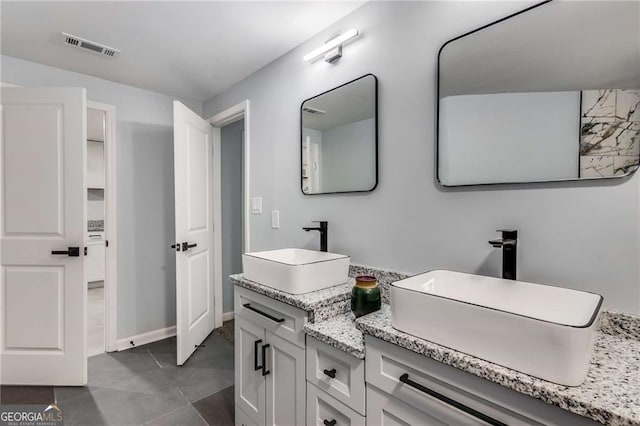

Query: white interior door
left=173, top=101, right=217, bottom=365
left=1, top=87, right=87, bottom=385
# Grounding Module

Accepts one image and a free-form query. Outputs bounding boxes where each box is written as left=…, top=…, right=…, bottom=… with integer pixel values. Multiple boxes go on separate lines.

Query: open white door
left=173, top=101, right=218, bottom=365
left=1, top=87, right=87, bottom=385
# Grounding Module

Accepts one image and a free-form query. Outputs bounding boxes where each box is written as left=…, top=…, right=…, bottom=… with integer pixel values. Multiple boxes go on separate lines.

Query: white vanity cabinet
left=234, top=286, right=306, bottom=426
left=365, top=336, right=601, bottom=426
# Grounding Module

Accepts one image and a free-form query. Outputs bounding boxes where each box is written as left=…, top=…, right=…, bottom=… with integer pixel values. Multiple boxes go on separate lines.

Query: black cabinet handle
left=254, top=339, right=263, bottom=371
left=323, top=368, right=337, bottom=379
left=243, top=303, right=285, bottom=323
left=261, top=344, right=271, bottom=376
left=51, top=247, right=80, bottom=257
left=399, top=374, right=506, bottom=426
left=181, top=242, right=197, bottom=251
left=323, top=420, right=336, bottom=426
left=170, top=244, right=180, bottom=252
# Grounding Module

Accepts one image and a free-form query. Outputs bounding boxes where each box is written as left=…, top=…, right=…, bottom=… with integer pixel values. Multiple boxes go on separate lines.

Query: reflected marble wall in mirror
left=301, top=74, right=378, bottom=194
left=437, top=1, right=640, bottom=186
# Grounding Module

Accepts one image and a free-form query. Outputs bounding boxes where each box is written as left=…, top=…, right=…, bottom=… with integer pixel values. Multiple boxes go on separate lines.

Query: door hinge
left=105, top=240, right=109, bottom=247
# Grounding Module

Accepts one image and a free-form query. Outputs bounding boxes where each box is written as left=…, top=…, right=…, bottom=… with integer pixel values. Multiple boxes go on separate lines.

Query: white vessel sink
left=391, top=270, right=603, bottom=386
left=242, top=248, right=350, bottom=294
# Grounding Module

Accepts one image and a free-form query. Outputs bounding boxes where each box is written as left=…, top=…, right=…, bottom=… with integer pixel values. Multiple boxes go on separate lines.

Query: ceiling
left=1, top=1, right=364, bottom=102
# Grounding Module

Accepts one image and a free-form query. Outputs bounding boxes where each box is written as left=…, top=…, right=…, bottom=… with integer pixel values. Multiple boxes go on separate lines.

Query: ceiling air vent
left=61, top=33, right=120, bottom=58
left=302, top=106, right=326, bottom=115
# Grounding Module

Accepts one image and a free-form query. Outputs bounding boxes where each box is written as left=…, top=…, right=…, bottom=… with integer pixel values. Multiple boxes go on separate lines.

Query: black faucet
left=488, top=229, right=518, bottom=280
left=303, top=221, right=328, bottom=252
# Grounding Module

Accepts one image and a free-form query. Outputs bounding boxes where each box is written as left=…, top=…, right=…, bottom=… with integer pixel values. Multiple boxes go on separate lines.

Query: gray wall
left=321, top=118, right=375, bottom=192
left=1, top=54, right=203, bottom=338
left=203, top=2, right=640, bottom=313
left=221, top=119, right=244, bottom=314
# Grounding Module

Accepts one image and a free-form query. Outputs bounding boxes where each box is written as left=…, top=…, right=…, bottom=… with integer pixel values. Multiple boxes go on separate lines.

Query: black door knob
left=181, top=242, right=197, bottom=251
left=51, top=247, right=80, bottom=257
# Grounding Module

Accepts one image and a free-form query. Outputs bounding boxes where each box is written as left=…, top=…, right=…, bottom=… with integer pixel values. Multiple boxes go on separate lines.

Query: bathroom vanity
left=233, top=266, right=640, bottom=426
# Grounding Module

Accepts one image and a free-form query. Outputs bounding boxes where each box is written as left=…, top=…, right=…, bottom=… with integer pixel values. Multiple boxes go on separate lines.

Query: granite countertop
left=230, top=274, right=354, bottom=322
left=356, top=304, right=640, bottom=426
left=303, top=311, right=365, bottom=359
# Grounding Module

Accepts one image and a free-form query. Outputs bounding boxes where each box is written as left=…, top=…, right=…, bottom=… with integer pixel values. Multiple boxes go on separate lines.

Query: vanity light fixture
left=303, top=29, right=359, bottom=63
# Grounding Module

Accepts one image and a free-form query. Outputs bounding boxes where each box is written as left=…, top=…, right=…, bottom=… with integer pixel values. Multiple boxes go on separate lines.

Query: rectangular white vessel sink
left=391, top=270, right=603, bottom=386
left=242, top=248, right=349, bottom=294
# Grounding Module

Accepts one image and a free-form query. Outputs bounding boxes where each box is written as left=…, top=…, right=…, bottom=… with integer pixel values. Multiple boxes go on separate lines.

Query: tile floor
left=0, top=326, right=235, bottom=426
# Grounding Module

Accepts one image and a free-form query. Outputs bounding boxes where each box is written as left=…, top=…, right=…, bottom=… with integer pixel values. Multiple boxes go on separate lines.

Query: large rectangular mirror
left=301, top=74, right=378, bottom=194
left=437, top=0, right=640, bottom=186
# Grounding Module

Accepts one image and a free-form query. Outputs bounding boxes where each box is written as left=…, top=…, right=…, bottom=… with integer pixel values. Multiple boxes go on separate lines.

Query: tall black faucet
left=303, top=221, right=328, bottom=252
left=488, top=229, right=518, bottom=280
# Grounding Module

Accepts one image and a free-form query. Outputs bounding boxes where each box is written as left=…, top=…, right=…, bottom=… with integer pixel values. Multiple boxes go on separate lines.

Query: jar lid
left=355, top=275, right=377, bottom=287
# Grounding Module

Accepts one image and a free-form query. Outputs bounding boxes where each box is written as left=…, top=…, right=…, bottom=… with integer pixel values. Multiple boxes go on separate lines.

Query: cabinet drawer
left=367, top=384, right=487, bottom=426
left=307, top=383, right=365, bottom=426
left=235, top=405, right=258, bottom=426
left=365, top=336, right=540, bottom=426
left=235, top=286, right=307, bottom=348
left=306, top=337, right=365, bottom=415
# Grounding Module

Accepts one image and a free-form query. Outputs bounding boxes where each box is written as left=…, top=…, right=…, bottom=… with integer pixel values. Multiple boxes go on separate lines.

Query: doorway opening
left=209, top=100, right=250, bottom=338
left=86, top=101, right=117, bottom=356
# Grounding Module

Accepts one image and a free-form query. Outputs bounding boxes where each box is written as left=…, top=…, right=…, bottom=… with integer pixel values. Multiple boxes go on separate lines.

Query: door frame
left=87, top=100, right=118, bottom=352
left=207, top=99, right=250, bottom=326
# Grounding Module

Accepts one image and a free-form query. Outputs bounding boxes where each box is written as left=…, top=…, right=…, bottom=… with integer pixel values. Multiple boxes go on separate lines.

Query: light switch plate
left=271, top=210, right=280, bottom=229
left=251, top=197, right=262, bottom=214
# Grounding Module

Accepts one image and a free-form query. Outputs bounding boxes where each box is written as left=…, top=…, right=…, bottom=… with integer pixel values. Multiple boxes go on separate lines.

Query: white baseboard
left=222, top=311, right=234, bottom=322
left=116, top=325, right=176, bottom=351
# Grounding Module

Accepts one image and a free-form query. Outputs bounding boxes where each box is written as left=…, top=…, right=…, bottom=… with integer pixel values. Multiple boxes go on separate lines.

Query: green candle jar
left=351, top=275, right=381, bottom=318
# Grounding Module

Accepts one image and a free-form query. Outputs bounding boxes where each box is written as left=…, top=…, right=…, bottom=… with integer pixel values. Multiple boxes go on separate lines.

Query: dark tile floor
left=213, top=320, right=234, bottom=344
left=0, top=326, right=235, bottom=426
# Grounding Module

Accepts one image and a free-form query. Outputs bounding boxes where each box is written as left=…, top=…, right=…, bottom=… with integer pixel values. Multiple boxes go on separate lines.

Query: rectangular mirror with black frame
left=437, top=0, right=640, bottom=187
left=301, top=74, right=378, bottom=194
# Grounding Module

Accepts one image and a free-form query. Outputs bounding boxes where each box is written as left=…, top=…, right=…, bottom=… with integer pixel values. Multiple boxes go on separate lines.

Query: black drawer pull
left=323, top=368, right=337, bottom=379
left=323, top=420, right=336, bottom=426
left=51, top=247, right=80, bottom=257
left=254, top=339, right=263, bottom=371
left=399, top=374, right=506, bottom=426
left=261, top=344, right=271, bottom=376
left=243, top=303, right=285, bottom=323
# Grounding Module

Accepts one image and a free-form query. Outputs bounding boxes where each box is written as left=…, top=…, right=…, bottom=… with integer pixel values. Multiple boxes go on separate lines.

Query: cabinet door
left=235, top=404, right=258, bottom=426
left=235, top=315, right=266, bottom=426
left=264, top=331, right=305, bottom=426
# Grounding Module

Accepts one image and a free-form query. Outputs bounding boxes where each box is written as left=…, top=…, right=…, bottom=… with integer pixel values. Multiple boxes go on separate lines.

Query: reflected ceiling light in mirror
left=303, top=29, right=359, bottom=63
